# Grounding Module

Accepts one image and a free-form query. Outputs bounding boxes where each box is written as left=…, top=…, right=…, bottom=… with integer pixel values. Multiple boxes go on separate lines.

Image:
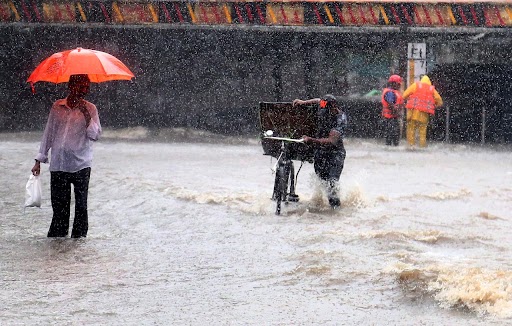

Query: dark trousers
left=314, top=150, right=345, bottom=207
left=48, top=167, right=91, bottom=238
left=383, top=118, right=400, bottom=146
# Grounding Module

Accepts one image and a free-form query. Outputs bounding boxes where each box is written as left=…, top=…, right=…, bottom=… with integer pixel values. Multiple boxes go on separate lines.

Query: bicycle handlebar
left=264, top=136, right=304, bottom=143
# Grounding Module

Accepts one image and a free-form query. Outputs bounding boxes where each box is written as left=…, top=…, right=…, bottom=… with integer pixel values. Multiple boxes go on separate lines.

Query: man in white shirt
left=32, top=74, right=102, bottom=238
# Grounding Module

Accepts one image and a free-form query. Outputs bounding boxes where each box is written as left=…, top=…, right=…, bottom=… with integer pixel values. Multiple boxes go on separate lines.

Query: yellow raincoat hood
left=420, top=75, right=431, bottom=85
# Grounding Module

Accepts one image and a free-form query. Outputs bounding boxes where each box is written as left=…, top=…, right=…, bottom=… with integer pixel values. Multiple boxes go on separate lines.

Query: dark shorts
left=313, top=150, right=345, bottom=182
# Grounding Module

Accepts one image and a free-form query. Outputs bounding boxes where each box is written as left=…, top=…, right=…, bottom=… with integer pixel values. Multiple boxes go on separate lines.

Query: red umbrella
left=27, top=47, right=135, bottom=91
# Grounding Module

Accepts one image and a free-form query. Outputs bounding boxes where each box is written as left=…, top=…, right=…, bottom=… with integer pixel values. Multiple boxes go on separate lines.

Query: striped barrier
left=0, top=1, right=511, bottom=27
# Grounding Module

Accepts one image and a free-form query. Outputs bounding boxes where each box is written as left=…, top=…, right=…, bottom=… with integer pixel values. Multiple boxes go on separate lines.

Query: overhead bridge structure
left=1, top=0, right=512, bottom=28
left=1, top=1, right=511, bottom=143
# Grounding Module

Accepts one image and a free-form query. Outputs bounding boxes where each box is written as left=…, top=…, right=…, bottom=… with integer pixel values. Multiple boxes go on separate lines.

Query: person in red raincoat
left=381, top=75, right=404, bottom=146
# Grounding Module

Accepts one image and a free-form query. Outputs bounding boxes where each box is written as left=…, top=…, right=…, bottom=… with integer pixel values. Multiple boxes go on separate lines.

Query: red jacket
left=381, top=88, right=403, bottom=119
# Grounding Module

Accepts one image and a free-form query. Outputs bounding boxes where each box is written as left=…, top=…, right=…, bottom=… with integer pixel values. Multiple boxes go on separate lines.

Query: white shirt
left=35, top=98, right=102, bottom=173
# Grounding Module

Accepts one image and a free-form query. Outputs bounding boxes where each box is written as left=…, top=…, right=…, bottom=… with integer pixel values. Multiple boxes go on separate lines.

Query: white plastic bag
left=25, top=174, right=42, bottom=208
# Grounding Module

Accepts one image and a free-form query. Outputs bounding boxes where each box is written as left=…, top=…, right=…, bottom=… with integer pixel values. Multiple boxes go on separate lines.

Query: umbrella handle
left=30, top=83, right=35, bottom=94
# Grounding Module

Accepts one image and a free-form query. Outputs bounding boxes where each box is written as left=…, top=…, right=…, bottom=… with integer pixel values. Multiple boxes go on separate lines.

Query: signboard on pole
left=407, top=43, right=427, bottom=86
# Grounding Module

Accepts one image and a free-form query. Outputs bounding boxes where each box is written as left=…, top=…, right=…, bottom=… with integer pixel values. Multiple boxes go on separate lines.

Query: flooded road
left=1, top=128, right=512, bottom=325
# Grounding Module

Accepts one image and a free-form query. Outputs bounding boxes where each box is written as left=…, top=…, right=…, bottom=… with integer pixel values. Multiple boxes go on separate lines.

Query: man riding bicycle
left=292, top=94, right=347, bottom=209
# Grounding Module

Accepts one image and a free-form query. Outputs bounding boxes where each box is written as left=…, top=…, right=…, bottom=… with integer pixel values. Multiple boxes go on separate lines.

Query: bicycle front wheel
left=274, top=164, right=290, bottom=215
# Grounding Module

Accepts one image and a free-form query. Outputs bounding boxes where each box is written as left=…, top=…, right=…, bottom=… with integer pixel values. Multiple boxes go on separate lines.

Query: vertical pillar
left=481, top=106, right=486, bottom=144
left=271, top=36, right=283, bottom=101
left=445, top=105, right=450, bottom=142
left=272, top=58, right=282, bottom=101
left=396, top=30, right=408, bottom=139
left=302, top=38, right=315, bottom=98
left=397, top=28, right=408, bottom=86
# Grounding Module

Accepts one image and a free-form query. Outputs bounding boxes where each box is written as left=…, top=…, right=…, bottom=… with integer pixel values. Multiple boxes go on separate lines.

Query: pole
left=303, top=39, right=314, bottom=99
left=445, top=105, right=450, bottom=143
left=481, top=106, right=486, bottom=144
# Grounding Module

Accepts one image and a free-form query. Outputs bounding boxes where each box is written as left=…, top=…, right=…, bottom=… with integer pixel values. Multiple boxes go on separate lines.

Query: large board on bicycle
left=259, top=102, right=318, bottom=163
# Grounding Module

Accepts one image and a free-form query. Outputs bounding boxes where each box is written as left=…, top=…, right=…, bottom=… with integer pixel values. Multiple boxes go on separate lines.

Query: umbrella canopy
left=27, top=47, right=135, bottom=85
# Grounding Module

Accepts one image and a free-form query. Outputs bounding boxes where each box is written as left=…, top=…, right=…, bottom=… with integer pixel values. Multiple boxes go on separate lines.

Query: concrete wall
left=0, top=25, right=395, bottom=136
left=1, top=24, right=511, bottom=142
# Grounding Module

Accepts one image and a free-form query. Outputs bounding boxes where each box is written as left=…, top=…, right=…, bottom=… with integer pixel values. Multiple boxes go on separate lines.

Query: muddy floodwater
left=1, top=128, right=512, bottom=325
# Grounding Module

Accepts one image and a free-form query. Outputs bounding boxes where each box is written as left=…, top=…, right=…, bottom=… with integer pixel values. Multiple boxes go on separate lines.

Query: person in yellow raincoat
left=402, top=75, right=443, bottom=148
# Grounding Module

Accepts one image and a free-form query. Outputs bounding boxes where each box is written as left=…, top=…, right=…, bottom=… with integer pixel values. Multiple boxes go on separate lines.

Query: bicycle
left=270, top=137, right=302, bottom=215
left=258, top=101, right=317, bottom=215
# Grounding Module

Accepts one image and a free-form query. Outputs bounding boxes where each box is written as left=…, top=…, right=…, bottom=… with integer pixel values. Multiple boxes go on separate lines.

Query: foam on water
left=478, top=211, right=502, bottom=220
left=162, top=184, right=273, bottom=215
left=419, top=188, right=472, bottom=200
left=388, top=263, right=512, bottom=318
left=362, top=229, right=444, bottom=244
